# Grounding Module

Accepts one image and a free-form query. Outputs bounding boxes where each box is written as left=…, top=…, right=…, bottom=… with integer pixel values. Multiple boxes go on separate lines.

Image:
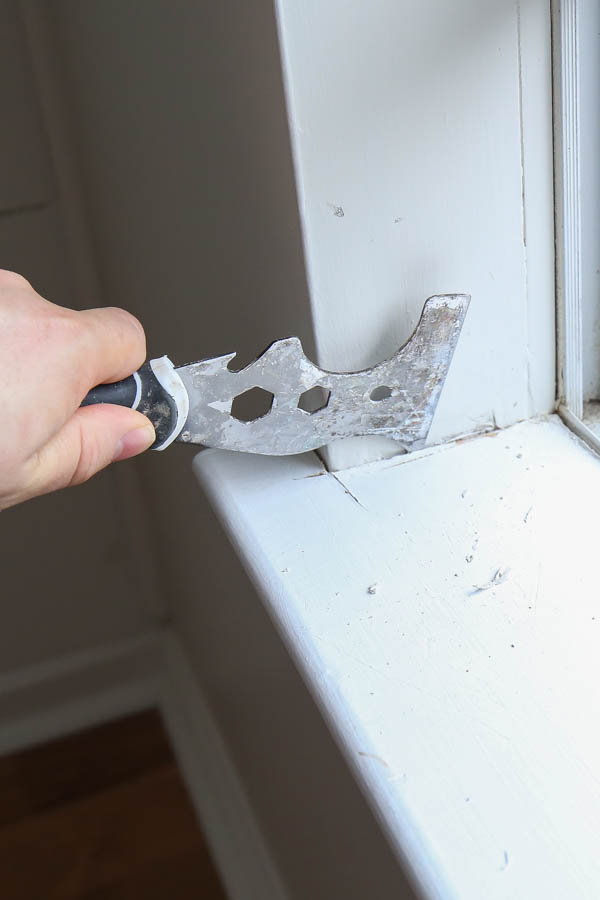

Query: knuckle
left=39, top=306, right=85, bottom=350
left=0, top=269, right=32, bottom=290
left=80, top=305, right=146, bottom=355
left=108, top=306, right=145, bottom=343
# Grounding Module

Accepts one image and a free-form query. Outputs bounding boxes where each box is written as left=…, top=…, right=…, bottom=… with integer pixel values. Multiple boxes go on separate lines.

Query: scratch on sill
left=533, top=562, right=541, bottom=614
left=358, top=751, right=389, bottom=769
left=331, top=472, right=368, bottom=510
left=388, top=772, right=408, bottom=784
left=317, top=639, right=385, bottom=676
left=470, top=568, right=510, bottom=595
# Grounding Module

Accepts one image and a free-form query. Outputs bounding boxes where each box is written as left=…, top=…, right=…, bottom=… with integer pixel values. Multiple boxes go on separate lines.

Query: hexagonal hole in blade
left=298, top=385, right=331, bottom=414
left=230, top=386, right=274, bottom=422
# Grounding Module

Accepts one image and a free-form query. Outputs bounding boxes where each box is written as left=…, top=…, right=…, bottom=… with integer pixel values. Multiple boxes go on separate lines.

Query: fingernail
left=113, top=424, right=155, bottom=461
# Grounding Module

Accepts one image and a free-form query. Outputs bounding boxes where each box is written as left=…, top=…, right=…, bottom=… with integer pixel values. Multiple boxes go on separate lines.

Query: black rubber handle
left=81, top=361, right=178, bottom=450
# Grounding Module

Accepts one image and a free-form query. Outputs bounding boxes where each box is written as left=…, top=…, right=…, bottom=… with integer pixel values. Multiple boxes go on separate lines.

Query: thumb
left=20, top=404, right=155, bottom=503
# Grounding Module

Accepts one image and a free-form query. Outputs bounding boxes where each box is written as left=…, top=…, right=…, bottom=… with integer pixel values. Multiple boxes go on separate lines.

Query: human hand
left=0, top=270, right=155, bottom=510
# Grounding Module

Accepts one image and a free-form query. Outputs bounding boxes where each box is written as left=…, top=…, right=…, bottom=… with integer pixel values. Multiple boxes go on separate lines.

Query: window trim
left=553, top=0, right=600, bottom=455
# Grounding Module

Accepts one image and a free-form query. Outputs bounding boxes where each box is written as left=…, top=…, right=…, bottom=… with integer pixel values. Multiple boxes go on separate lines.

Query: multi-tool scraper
left=82, top=294, right=470, bottom=455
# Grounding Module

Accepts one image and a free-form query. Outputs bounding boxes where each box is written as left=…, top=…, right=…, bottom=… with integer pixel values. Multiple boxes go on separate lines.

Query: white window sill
left=194, top=416, right=600, bottom=900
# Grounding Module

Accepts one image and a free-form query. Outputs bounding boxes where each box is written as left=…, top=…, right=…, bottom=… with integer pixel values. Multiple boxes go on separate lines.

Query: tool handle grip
left=81, top=356, right=188, bottom=451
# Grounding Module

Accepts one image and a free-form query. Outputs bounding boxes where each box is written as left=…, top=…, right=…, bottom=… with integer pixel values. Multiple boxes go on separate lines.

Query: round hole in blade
left=370, top=385, right=392, bottom=402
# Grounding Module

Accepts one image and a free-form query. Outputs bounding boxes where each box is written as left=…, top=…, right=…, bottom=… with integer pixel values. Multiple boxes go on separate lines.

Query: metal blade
left=176, top=294, right=470, bottom=455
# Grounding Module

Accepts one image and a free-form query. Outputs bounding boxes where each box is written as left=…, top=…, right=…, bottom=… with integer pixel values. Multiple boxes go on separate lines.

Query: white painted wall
left=276, top=0, right=556, bottom=469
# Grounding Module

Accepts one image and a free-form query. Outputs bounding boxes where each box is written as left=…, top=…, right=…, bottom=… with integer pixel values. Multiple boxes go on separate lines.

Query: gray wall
left=0, top=0, right=156, bottom=671
left=2, top=0, right=313, bottom=671
left=46, top=0, right=314, bottom=616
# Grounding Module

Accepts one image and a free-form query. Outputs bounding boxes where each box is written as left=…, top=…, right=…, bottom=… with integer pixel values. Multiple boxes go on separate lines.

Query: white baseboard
left=0, top=631, right=161, bottom=755
left=159, top=631, right=289, bottom=900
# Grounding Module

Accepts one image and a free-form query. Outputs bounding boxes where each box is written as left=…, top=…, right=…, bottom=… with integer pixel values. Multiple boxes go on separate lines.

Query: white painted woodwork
left=276, top=0, right=556, bottom=469
left=0, top=632, right=160, bottom=756
left=161, top=634, right=291, bottom=900
left=195, top=418, right=600, bottom=900
left=554, top=0, right=600, bottom=430
left=554, top=0, right=583, bottom=415
left=578, top=0, right=600, bottom=401
left=559, top=402, right=600, bottom=461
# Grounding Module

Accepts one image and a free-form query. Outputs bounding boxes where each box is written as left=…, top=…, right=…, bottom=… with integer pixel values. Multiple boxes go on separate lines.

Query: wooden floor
left=0, top=710, right=228, bottom=899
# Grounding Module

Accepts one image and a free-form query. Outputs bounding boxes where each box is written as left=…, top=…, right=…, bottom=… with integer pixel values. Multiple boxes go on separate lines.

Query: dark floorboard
left=0, top=710, right=227, bottom=899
